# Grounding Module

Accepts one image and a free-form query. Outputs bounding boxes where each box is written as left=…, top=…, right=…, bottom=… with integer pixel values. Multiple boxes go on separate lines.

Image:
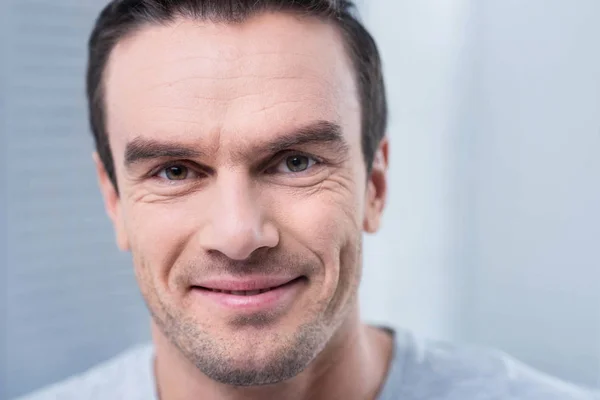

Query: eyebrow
left=264, top=120, right=348, bottom=155
left=124, top=138, right=204, bottom=168
left=123, top=120, right=348, bottom=168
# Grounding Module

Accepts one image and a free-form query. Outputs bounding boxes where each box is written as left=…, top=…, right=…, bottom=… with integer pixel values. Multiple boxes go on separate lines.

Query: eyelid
left=143, top=153, right=323, bottom=178
left=148, top=160, right=207, bottom=179
left=264, top=151, right=323, bottom=175
left=268, top=150, right=322, bottom=166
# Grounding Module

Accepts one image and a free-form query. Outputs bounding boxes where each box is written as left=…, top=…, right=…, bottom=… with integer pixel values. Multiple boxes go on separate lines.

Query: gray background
left=2, top=0, right=599, bottom=398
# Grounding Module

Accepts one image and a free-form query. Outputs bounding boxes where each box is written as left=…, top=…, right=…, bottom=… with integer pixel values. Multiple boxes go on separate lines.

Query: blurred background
left=1, top=0, right=599, bottom=398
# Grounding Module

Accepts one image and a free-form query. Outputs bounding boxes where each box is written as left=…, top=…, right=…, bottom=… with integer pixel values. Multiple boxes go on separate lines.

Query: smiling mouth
left=193, top=277, right=305, bottom=296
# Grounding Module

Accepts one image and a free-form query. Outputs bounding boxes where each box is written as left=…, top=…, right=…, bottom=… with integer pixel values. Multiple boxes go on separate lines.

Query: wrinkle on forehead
left=108, top=13, right=351, bottom=80
left=104, top=12, right=361, bottom=168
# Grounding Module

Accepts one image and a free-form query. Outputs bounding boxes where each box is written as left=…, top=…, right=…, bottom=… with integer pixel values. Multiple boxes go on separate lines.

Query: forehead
left=104, top=12, right=360, bottom=157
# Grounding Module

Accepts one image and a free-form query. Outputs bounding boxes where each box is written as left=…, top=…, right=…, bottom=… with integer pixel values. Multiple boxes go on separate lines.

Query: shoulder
left=391, top=330, right=599, bottom=400
left=14, top=343, right=156, bottom=400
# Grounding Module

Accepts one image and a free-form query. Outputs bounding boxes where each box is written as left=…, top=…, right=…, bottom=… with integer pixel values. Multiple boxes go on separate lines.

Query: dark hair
left=86, top=0, right=387, bottom=190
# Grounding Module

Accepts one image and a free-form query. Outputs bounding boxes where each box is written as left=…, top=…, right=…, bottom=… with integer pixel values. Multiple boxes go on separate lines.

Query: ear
left=93, top=152, right=130, bottom=251
left=363, top=138, right=389, bottom=233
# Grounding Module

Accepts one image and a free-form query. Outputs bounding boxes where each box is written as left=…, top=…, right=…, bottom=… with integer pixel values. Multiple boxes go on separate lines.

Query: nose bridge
left=201, top=171, right=277, bottom=260
left=220, top=173, right=260, bottom=235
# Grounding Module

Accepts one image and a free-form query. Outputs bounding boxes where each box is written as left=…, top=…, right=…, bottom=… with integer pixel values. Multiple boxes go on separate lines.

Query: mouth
left=191, top=277, right=306, bottom=311
left=194, top=277, right=303, bottom=296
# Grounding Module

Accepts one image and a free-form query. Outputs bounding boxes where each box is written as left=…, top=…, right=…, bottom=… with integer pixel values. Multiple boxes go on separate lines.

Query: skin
left=95, top=11, right=391, bottom=400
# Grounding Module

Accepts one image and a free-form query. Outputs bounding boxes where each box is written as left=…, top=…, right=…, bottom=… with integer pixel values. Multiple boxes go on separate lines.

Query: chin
left=173, top=318, right=331, bottom=386
left=194, top=341, right=316, bottom=387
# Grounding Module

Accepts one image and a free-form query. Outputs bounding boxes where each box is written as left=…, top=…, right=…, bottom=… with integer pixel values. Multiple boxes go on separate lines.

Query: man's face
left=98, top=13, right=386, bottom=385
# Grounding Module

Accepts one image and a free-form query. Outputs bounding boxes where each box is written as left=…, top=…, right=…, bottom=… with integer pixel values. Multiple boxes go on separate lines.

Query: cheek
left=123, top=200, right=198, bottom=284
left=270, top=174, right=364, bottom=291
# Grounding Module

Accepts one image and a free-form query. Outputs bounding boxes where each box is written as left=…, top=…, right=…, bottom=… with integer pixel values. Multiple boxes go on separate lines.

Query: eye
left=156, top=164, right=196, bottom=181
left=274, top=154, right=318, bottom=174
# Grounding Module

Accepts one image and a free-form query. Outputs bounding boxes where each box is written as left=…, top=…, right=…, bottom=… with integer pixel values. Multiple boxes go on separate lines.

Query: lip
left=191, top=276, right=306, bottom=312
left=194, top=276, right=300, bottom=292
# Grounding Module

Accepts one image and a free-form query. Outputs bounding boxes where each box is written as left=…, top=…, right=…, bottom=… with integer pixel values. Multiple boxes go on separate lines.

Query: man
left=17, top=1, right=599, bottom=399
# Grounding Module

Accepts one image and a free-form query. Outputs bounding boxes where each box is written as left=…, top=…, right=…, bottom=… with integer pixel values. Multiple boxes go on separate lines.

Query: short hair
left=87, top=0, right=387, bottom=190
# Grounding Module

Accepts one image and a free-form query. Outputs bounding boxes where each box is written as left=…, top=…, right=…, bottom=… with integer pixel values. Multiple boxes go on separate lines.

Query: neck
left=152, top=307, right=393, bottom=400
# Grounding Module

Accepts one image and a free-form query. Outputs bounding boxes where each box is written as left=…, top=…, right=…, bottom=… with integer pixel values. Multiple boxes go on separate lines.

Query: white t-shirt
left=15, top=328, right=600, bottom=400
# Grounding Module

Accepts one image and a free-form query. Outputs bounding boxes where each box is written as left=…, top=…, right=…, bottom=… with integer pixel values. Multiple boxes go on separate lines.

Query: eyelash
left=149, top=152, right=324, bottom=182
left=149, top=161, right=204, bottom=181
left=265, top=152, right=322, bottom=174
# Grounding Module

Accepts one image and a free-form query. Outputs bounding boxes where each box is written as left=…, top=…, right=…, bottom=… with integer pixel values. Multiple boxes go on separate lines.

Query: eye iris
left=286, top=156, right=309, bottom=172
left=165, top=165, right=188, bottom=180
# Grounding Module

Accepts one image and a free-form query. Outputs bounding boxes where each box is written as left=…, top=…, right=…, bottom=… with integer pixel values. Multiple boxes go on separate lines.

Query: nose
left=199, top=174, right=279, bottom=261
